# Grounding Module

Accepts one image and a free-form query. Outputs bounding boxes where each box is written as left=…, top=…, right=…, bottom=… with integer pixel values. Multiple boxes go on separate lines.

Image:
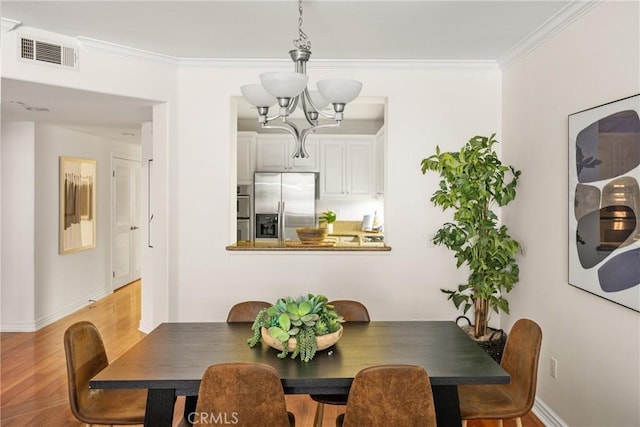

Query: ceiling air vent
left=18, top=36, right=78, bottom=70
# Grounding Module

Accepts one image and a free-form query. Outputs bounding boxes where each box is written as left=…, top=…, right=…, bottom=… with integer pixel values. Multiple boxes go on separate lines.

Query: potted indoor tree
left=247, top=294, right=344, bottom=362
left=420, top=133, right=521, bottom=339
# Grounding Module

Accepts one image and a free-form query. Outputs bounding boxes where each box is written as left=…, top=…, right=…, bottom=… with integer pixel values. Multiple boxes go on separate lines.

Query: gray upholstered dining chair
left=336, top=364, right=436, bottom=427
left=311, top=300, right=370, bottom=427
left=63, top=321, right=147, bottom=425
left=195, top=362, right=295, bottom=426
left=226, top=300, right=271, bottom=322
left=458, top=318, right=543, bottom=427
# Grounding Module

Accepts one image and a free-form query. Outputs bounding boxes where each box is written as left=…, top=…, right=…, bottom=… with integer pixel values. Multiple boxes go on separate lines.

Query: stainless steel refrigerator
left=254, top=172, right=317, bottom=242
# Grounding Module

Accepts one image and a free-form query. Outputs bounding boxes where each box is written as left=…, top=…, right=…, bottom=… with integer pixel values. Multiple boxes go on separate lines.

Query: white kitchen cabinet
left=255, top=134, right=319, bottom=172
left=375, top=127, right=385, bottom=197
left=237, top=132, right=256, bottom=184
left=319, top=136, right=376, bottom=199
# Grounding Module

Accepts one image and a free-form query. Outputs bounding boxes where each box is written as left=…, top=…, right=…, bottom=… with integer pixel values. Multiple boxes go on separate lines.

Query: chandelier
left=240, top=0, right=363, bottom=158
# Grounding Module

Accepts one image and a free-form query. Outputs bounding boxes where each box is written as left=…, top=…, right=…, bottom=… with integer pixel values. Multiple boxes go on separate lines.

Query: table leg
left=183, top=395, right=198, bottom=426
left=432, top=385, right=462, bottom=427
left=145, top=388, right=176, bottom=427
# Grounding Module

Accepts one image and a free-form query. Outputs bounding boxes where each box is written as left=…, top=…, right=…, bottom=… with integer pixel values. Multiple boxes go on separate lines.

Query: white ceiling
left=1, top=0, right=573, bottom=142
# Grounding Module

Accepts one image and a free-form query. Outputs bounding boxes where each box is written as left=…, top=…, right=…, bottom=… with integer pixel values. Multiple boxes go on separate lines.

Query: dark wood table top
left=91, top=321, right=508, bottom=395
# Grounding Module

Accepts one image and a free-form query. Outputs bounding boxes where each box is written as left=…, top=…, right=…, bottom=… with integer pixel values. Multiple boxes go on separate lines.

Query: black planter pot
left=456, top=316, right=506, bottom=363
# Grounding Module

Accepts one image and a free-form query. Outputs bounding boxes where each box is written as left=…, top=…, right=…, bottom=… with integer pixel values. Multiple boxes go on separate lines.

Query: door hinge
left=113, top=170, right=116, bottom=177
left=112, top=271, right=115, bottom=278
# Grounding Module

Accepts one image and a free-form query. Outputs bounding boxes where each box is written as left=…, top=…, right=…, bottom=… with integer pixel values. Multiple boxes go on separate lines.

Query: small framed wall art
left=568, top=94, right=640, bottom=312
left=59, top=157, right=97, bottom=254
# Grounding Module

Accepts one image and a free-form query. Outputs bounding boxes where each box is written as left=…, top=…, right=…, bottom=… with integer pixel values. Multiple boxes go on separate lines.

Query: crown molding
left=1, top=17, right=21, bottom=33
left=179, top=57, right=499, bottom=71
left=498, top=0, right=602, bottom=68
left=76, top=0, right=600, bottom=72
left=74, top=36, right=498, bottom=70
left=77, top=36, right=180, bottom=66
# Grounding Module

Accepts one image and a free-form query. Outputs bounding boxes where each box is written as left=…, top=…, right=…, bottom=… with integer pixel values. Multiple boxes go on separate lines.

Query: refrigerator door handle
left=278, top=201, right=285, bottom=244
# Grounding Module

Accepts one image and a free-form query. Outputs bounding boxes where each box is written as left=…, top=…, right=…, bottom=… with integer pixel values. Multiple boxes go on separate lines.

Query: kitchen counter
left=226, top=240, right=391, bottom=252
left=329, top=220, right=384, bottom=244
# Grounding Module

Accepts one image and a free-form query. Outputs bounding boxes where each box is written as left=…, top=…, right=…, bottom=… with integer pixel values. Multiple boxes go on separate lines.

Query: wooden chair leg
left=313, top=401, right=325, bottom=427
left=498, top=420, right=503, bottom=427
left=516, top=417, right=523, bottom=427
left=461, top=420, right=467, bottom=427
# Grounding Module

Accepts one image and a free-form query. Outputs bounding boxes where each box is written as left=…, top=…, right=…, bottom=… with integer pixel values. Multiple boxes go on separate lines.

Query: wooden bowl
left=261, top=326, right=343, bottom=352
left=296, top=227, right=329, bottom=242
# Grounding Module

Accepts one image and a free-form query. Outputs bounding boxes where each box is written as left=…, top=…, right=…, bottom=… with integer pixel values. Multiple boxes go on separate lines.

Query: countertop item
left=328, top=220, right=384, bottom=243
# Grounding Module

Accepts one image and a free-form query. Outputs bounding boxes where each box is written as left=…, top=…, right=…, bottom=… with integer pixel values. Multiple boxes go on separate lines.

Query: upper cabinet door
left=256, top=135, right=290, bottom=171
left=320, top=140, right=347, bottom=197
left=256, top=134, right=319, bottom=172
left=237, top=132, right=257, bottom=183
left=319, top=136, right=376, bottom=199
left=347, top=140, right=375, bottom=197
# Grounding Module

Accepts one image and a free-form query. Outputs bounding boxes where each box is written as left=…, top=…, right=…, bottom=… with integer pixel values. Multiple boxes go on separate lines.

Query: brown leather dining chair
left=194, top=362, right=295, bottom=426
left=226, top=300, right=271, bottom=322
left=336, top=364, right=437, bottom=427
left=311, top=300, right=370, bottom=427
left=458, top=318, right=543, bottom=427
left=63, top=321, right=147, bottom=425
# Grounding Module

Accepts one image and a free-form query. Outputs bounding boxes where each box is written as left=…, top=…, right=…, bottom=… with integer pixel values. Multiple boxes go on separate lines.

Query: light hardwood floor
left=0, top=280, right=544, bottom=426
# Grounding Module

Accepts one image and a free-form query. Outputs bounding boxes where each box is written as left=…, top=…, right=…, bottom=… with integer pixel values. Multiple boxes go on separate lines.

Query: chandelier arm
left=281, top=119, right=306, bottom=159
left=301, top=87, right=340, bottom=121
left=262, top=122, right=300, bottom=142
left=300, top=93, right=320, bottom=127
left=264, top=112, right=284, bottom=122
left=285, top=95, right=300, bottom=117
left=315, top=109, right=339, bottom=120
left=307, top=122, right=342, bottom=133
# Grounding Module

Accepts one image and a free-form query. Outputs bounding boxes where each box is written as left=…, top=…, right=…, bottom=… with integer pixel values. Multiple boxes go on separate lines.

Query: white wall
left=502, top=2, right=640, bottom=426
left=33, top=124, right=141, bottom=328
left=173, top=64, right=501, bottom=322
left=1, top=122, right=36, bottom=331
left=1, top=122, right=141, bottom=330
left=1, top=26, right=177, bottom=330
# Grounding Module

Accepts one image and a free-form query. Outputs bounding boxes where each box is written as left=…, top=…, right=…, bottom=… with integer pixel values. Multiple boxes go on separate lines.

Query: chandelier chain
left=293, top=0, right=311, bottom=50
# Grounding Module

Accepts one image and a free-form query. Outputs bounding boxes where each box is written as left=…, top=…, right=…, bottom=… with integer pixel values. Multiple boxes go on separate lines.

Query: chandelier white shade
left=240, top=0, right=363, bottom=158
left=260, top=72, right=309, bottom=101
left=240, top=84, right=277, bottom=109
left=307, top=90, right=330, bottom=112
left=317, top=79, right=363, bottom=105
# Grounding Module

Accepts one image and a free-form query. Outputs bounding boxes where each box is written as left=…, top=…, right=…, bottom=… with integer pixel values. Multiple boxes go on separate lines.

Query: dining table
left=90, top=321, right=509, bottom=427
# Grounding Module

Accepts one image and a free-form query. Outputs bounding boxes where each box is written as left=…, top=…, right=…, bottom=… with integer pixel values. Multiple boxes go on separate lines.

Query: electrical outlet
left=550, top=357, right=558, bottom=379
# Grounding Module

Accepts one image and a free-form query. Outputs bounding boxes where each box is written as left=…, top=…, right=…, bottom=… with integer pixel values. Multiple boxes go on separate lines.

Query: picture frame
left=59, top=157, right=97, bottom=254
left=568, top=94, right=640, bottom=312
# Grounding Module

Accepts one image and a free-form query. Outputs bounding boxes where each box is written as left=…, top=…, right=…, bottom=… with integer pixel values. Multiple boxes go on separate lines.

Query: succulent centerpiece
left=247, top=294, right=344, bottom=362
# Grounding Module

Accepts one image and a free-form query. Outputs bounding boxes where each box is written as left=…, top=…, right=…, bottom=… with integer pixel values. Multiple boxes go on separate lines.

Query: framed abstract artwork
left=59, top=157, right=96, bottom=254
left=568, top=94, right=640, bottom=312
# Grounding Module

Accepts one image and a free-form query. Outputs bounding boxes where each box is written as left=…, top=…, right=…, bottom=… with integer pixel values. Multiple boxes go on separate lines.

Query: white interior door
left=112, top=157, right=141, bottom=289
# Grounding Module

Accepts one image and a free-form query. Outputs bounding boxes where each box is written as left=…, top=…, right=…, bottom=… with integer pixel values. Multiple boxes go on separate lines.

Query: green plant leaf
left=268, top=326, right=290, bottom=345
left=298, top=301, right=312, bottom=316
left=421, top=133, right=521, bottom=323
left=278, top=313, right=291, bottom=331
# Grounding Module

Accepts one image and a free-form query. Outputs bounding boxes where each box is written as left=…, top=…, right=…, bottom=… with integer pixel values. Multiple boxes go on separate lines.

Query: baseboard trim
left=33, top=289, right=113, bottom=331
left=533, top=396, right=568, bottom=427
left=138, top=319, right=154, bottom=334
left=2, top=289, right=110, bottom=332
left=0, top=321, right=37, bottom=332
